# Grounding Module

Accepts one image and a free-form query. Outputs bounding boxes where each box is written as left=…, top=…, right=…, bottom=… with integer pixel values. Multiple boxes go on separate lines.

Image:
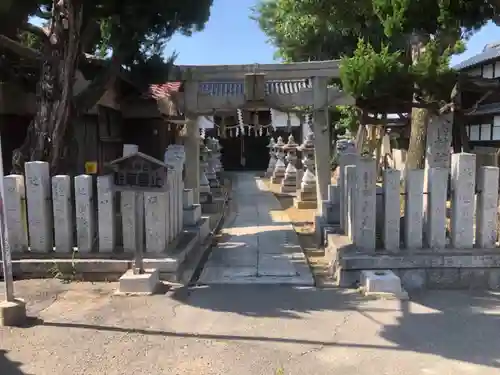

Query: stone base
left=202, top=197, right=224, bottom=214
left=293, top=198, right=317, bottom=209
left=199, top=185, right=211, bottom=195
left=327, top=231, right=500, bottom=290
left=271, top=178, right=283, bottom=184
left=211, top=186, right=224, bottom=196
left=298, top=190, right=316, bottom=201
left=200, top=192, right=213, bottom=204
left=360, top=270, right=406, bottom=298
left=0, top=298, right=27, bottom=327
left=280, top=184, right=297, bottom=194
left=118, top=268, right=159, bottom=295
left=0, top=228, right=201, bottom=283
left=183, top=204, right=202, bottom=226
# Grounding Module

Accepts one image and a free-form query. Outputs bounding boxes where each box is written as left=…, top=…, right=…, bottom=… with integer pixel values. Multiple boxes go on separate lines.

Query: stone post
left=450, top=153, right=476, bottom=248
left=3, top=175, right=28, bottom=252
left=52, top=175, right=73, bottom=253
left=426, top=168, right=448, bottom=249
left=97, top=175, right=115, bottom=253
left=25, top=161, right=52, bottom=253
left=75, top=174, right=95, bottom=253
left=339, top=153, right=358, bottom=233
left=476, top=166, right=499, bottom=248
left=345, top=165, right=357, bottom=241
left=144, top=191, right=168, bottom=253
left=120, top=144, right=142, bottom=253
left=404, top=169, right=425, bottom=249
left=382, top=169, right=400, bottom=252
left=184, top=80, right=201, bottom=204
left=271, top=136, right=286, bottom=184
left=353, top=157, right=376, bottom=251
left=280, top=135, right=299, bottom=193
left=312, top=76, right=330, bottom=220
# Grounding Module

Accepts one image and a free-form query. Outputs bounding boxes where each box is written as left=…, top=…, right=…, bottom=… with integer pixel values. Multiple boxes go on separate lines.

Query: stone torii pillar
left=312, top=76, right=331, bottom=234
left=184, top=81, right=201, bottom=204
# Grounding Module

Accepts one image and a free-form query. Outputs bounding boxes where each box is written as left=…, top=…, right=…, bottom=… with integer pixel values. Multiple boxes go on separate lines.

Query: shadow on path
left=169, top=285, right=500, bottom=369
left=0, top=350, right=30, bottom=375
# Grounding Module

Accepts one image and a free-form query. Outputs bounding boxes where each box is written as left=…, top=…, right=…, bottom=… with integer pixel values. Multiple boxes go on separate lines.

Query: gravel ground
left=1, top=280, right=500, bottom=375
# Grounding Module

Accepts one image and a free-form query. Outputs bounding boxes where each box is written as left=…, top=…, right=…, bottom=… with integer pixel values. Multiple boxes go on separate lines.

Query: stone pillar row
left=2, top=141, right=223, bottom=254
left=325, top=152, right=499, bottom=252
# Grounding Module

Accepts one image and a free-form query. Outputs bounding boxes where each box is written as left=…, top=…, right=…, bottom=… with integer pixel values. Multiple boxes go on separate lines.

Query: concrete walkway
left=198, top=172, right=314, bottom=285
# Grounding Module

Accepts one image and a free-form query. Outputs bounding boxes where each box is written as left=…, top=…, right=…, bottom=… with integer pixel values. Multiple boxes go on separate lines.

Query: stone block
left=52, top=175, right=74, bottom=253
left=427, top=268, right=460, bottom=289
left=426, top=168, right=448, bottom=249
left=450, top=153, right=476, bottom=248
left=399, top=269, right=426, bottom=291
left=183, top=204, right=202, bottom=226
left=476, top=166, right=499, bottom=249
left=121, top=192, right=144, bottom=253
left=118, top=268, right=159, bottom=295
left=322, top=201, right=340, bottom=224
left=339, top=153, right=358, bottom=232
left=353, top=158, right=376, bottom=252
left=97, top=175, right=116, bottom=253
left=404, top=169, right=424, bottom=249
left=459, top=268, right=489, bottom=289
left=25, top=161, right=53, bottom=252
left=345, top=165, right=356, bottom=240
left=75, top=175, right=95, bottom=253
left=183, top=189, right=194, bottom=209
left=123, top=144, right=139, bottom=156
left=4, top=175, right=28, bottom=252
left=144, top=192, right=168, bottom=253
left=360, top=270, right=403, bottom=295
left=293, top=199, right=317, bottom=209
left=0, top=299, right=26, bottom=327
left=382, top=169, right=400, bottom=251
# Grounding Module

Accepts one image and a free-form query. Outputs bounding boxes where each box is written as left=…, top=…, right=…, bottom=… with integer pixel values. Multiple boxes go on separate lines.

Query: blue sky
left=165, top=0, right=500, bottom=66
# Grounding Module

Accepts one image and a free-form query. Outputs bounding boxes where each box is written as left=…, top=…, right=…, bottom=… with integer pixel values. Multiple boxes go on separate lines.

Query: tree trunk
left=12, top=0, right=83, bottom=175
left=405, top=106, right=429, bottom=170
left=405, top=34, right=430, bottom=171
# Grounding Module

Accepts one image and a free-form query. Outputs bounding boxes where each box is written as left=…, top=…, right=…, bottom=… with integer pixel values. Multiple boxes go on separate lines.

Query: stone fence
left=324, top=152, right=500, bottom=289
left=3, top=159, right=187, bottom=255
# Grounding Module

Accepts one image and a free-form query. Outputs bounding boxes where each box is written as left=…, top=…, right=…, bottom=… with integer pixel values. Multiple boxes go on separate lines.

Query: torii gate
left=169, top=60, right=353, bottom=224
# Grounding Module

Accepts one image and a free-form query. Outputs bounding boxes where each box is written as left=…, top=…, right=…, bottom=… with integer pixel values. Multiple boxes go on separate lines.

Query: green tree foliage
left=0, top=0, right=213, bottom=173
left=255, top=0, right=500, bottom=168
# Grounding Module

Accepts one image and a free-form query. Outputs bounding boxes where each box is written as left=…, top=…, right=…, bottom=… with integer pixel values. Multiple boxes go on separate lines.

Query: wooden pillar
left=312, top=76, right=330, bottom=217
left=184, top=80, right=201, bottom=204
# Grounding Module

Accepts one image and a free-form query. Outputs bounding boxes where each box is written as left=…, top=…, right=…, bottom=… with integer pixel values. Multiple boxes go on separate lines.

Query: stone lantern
left=212, top=138, right=223, bottom=176
left=280, top=134, right=299, bottom=193
left=271, top=136, right=286, bottom=184
left=199, top=138, right=212, bottom=204
left=294, top=131, right=317, bottom=208
left=266, top=137, right=277, bottom=178
left=205, top=138, right=219, bottom=189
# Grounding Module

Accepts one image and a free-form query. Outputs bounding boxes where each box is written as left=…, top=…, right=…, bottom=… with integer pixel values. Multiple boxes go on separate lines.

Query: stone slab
left=0, top=299, right=27, bottom=327
left=258, top=254, right=298, bottom=277
left=118, top=268, right=160, bottom=295
left=293, top=199, right=317, bottom=209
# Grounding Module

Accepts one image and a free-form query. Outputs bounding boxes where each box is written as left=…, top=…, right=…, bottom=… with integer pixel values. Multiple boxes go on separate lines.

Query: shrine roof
left=140, top=79, right=312, bottom=100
